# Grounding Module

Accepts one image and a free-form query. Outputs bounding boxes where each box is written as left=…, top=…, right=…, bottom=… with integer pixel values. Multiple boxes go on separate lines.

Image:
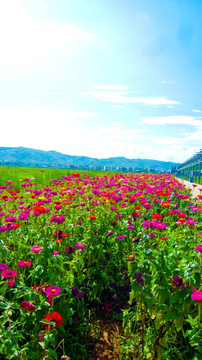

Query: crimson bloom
left=20, top=301, right=36, bottom=312
left=17, top=260, right=32, bottom=267
left=43, top=312, right=63, bottom=330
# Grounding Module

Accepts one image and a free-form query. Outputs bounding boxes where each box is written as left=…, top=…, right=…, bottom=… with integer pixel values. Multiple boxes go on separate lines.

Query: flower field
left=0, top=169, right=201, bottom=359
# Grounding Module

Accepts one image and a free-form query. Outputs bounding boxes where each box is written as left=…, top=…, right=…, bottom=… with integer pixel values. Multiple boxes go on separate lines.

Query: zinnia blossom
left=44, top=286, right=61, bottom=297
left=75, top=244, right=86, bottom=249
left=50, top=214, right=65, bottom=224
left=88, top=214, right=97, bottom=220
left=1, top=269, right=17, bottom=279
left=191, top=290, right=202, bottom=303
left=195, top=244, right=202, bottom=253
left=43, top=312, right=63, bottom=330
left=17, top=260, right=32, bottom=267
left=116, top=235, right=126, bottom=239
left=72, top=286, right=85, bottom=297
left=30, top=246, right=43, bottom=253
left=20, top=301, right=36, bottom=312
left=0, top=263, right=8, bottom=272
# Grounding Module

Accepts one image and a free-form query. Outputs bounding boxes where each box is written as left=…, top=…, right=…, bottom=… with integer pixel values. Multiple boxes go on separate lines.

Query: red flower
left=88, top=214, right=97, bottom=220
left=152, top=213, right=163, bottom=220
left=43, top=312, right=63, bottom=330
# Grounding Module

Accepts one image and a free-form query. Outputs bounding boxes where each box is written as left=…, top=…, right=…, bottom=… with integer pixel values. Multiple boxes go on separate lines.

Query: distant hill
left=0, top=147, right=180, bottom=171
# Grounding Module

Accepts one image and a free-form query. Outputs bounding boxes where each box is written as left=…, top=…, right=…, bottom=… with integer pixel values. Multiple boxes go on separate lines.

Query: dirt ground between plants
left=176, top=177, right=202, bottom=199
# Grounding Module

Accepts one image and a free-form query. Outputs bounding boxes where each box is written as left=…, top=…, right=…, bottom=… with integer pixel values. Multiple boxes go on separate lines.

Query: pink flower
left=1, top=269, right=17, bottom=279
left=30, top=246, right=43, bottom=253
left=17, top=260, right=32, bottom=268
left=75, top=244, right=86, bottom=249
left=195, top=244, right=202, bottom=253
left=191, top=290, right=202, bottom=303
left=53, top=251, right=59, bottom=256
left=44, top=286, right=62, bottom=297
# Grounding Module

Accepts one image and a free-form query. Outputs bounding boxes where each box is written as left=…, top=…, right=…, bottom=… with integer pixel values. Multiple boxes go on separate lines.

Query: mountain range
left=0, top=147, right=180, bottom=171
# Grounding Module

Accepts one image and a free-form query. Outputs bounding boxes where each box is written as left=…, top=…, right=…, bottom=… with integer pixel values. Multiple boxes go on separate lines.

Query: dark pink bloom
left=17, top=260, right=32, bottom=268
left=20, top=301, right=36, bottom=311
left=75, top=244, right=86, bottom=249
left=53, top=251, right=60, bottom=255
left=1, top=269, right=17, bottom=279
left=191, top=290, right=202, bottom=303
left=195, top=244, right=202, bottom=253
left=44, top=286, right=61, bottom=297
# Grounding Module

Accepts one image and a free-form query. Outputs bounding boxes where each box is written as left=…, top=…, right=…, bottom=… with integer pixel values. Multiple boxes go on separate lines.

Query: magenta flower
left=191, top=290, right=202, bottom=303
left=20, top=301, right=36, bottom=312
left=107, top=230, right=113, bottom=237
left=17, top=260, right=32, bottom=268
left=50, top=214, right=65, bottom=224
left=44, top=286, right=62, bottom=297
left=7, top=279, right=16, bottom=287
left=53, top=251, right=60, bottom=255
left=195, top=244, right=202, bottom=253
left=116, top=235, right=126, bottom=239
left=1, top=269, right=17, bottom=279
left=75, top=244, right=86, bottom=249
left=127, top=225, right=134, bottom=230
left=4, top=216, right=17, bottom=223
left=30, top=246, right=43, bottom=253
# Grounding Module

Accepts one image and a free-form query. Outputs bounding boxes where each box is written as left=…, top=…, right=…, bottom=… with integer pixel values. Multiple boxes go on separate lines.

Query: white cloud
left=192, top=109, right=201, bottom=113
left=110, top=105, right=125, bottom=108
left=0, top=0, right=92, bottom=70
left=86, top=90, right=179, bottom=106
left=141, top=115, right=202, bottom=127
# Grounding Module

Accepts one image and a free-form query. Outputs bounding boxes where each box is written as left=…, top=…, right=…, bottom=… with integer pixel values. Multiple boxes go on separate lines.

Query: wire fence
left=176, top=149, right=202, bottom=184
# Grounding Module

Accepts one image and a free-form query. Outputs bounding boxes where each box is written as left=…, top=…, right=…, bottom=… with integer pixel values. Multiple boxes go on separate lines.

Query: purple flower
left=107, top=230, right=113, bottom=237
left=65, top=245, right=75, bottom=253
left=0, top=263, right=7, bottom=272
left=53, top=251, right=60, bottom=256
left=72, top=286, right=85, bottom=297
left=127, top=226, right=134, bottom=230
left=134, top=273, right=144, bottom=287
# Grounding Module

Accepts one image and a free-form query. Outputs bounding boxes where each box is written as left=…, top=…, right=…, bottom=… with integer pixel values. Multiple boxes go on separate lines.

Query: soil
left=88, top=317, right=123, bottom=360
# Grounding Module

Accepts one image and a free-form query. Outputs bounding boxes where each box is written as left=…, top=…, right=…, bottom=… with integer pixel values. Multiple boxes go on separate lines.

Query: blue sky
left=0, top=0, right=202, bottom=163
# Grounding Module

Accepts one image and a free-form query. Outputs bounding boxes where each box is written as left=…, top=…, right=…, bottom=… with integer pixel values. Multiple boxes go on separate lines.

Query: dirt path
left=176, top=177, right=202, bottom=199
